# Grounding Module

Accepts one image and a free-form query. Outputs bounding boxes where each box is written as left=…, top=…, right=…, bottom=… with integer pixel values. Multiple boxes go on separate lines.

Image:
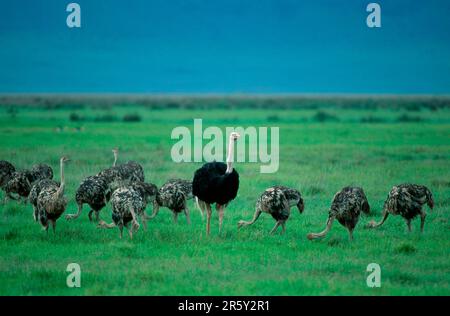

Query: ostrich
left=66, top=148, right=140, bottom=222
left=150, top=179, right=194, bottom=224
left=0, top=160, right=15, bottom=197
left=238, top=186, right=304, bottom=234
left=36, top=157, right=70, bottom=233
left=4, top=163, right=53, bottom=202
left=98, top=182, right=157, bottom=239
left=97, top=148, right=145, bottom=190
left=66, top=175, right=110, bottom=222
left=367, top=183, right=433, bottom=232
left=307, top=186, right=370, bottom=241
left=192, top=132, right=240, bottom=235
left=29, top=178, right=59, bottom=221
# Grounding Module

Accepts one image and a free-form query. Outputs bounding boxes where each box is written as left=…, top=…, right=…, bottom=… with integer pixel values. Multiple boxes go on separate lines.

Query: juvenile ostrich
left=307, top=186, right=370, bottom=241
left=97, top=148, right=145, bottom=189
left=4, top=163, right=53, bottom=201
left=36, top=157, right=70, bottom=233
left=66, top=148, right=140, bottom=222
left=98, top=182, right=157, bottom=239
left=192, top=132, right=240, bottom=235
left=29, top=179, right=59, bottom=221
left=150, top=179, right=194, bottom=224
left=0, top=160, right=15, bottom=195
left=238, top=186, right=304, bottom=234
left=367, top=183, right=433, bottom=232
left=66, top=175, right=110, bottom=222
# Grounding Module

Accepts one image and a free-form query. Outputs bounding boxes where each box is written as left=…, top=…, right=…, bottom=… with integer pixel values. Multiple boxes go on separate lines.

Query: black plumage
left=193, top=162, right=239, bottom=205
left=307, top=186, right=370, bottom=241
left=192, top=132, right=241, bottom=235
left=368, top=183, right=433, bottom=232
left=151, top=179, right=194, bottom=224
left=238, top=185, right=304, bottom=234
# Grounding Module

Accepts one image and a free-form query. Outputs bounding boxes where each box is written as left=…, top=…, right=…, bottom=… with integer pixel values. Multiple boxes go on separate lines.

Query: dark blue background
left=0, top=0, right=449, bottom=93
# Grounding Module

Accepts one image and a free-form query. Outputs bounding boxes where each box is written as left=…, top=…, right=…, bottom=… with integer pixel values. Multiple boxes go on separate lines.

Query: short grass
left=0, top=96, right=449, bottom=295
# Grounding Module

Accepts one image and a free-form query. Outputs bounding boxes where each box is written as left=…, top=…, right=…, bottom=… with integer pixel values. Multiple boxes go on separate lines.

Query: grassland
left=0, top=95, right=449, bottom=295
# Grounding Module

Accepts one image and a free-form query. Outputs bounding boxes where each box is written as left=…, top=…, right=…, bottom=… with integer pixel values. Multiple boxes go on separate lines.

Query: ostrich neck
left=57, top=160, right=65, bottom=197
left=225, top=138, right=235, bottom=174
left=113, top=153, right=118, bottom=167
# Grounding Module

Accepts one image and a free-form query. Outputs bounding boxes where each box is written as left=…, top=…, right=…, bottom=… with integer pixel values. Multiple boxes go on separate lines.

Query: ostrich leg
left=149, top=200, right=160, bottom=219
left=129, top=207, right=140, bottom=232
left=420, top=211, right=426, bottom=232
left=196, top=197, right=205, bottom=219
left=184, top=206, right=191, bottom=224
left=50, top=220, right=56, bottom=234
left=118, top=224, right=124, bottom=239
left=206, top=203, right=212, bottom=235
left=281, top=220, right=286, bottom=235
left=348, top=228, right=354, bottom=241
left=270, top=221, right=282, bottom=235
left=217, top=204, right=225, bottom=234
left=66, top=202, right=83, bottom=221
left=406, top=219, right=412, bottom=232
left=141, top=214, right=148, bottom=231
left=238, top=208, right=262, bottom=229
left=173, top=212, right=179, bottom=223
left=367, top=209, right=389, bottom=229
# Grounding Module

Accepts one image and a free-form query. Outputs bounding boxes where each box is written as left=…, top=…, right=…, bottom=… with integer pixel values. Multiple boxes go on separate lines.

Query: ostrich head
left=60, top=156, right=70, bottom=163
left=230, top=132, right=240, bottom=142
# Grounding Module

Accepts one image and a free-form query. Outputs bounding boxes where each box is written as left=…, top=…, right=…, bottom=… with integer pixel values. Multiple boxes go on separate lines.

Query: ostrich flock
left=0, top=132, right=435, bottom=240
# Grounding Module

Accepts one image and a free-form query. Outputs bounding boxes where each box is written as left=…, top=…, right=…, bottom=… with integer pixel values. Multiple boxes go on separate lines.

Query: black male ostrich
left=192, top=132, right=240, bottom=235
left=367, top=183, right=433, bottom=232
left=98, top=182, right=157, bottom=239
left=0, top=160, right=15, bottom=197
left=5, top=163, right=53, bottom=201
left=35, top=157, right=69, bottom=233
left=150, top=179, right=194, bottom=224
left=307, top=186, right=370, bottom=241
left=238, top=186, right=304, bottom=234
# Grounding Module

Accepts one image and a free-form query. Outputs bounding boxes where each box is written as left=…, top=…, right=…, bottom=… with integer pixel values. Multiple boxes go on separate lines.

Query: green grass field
left=0, top=96, right=449, bottom=295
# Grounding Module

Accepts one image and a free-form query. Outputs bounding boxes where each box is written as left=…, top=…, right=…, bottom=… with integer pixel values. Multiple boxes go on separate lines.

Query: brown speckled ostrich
left=66, top=149, right=118, bottom=222
left=36, top=157, right=70, bottom=233
left=97, top=148, right=145, bottom=190
left=367, top=183, right=433, bottom=232
left=238, top=186, right=304, bottom=234
left=98, top=182, right=157, bottom=239
left=150, top=179, right=193, bottom=224
left=29, top=179, right=59, bottom=221
left=192, top=132, right=240, bottom=235
left=5, top=163, right=53, bottom=202
left=0, top=160, right=15, bottom=200
left=307, top=186, right=370, bottom=241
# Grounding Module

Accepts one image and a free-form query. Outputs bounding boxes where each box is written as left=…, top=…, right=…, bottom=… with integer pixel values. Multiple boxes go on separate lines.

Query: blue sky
left=0, top=0, right=449, bottom=93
